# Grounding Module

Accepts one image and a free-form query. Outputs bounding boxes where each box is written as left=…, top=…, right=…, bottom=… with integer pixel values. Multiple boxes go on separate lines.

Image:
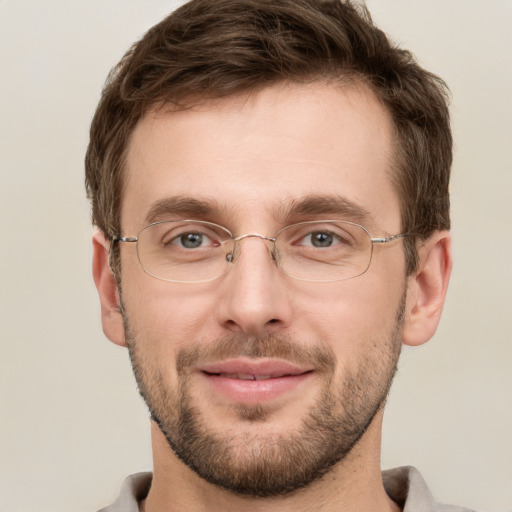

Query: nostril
left=268, top=319, right=278, bottom=324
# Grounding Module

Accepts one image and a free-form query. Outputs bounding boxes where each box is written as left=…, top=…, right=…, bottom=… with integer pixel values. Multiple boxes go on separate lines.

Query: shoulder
left=97, top=472, right=152, bottom=512
left=383, top=466, right=479, bottom=512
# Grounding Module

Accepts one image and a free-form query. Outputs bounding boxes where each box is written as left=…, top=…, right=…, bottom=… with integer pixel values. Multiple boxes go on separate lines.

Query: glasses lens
left=275, top=221, right=372, bottom=281
left=137, top=220, right=233, bottom=283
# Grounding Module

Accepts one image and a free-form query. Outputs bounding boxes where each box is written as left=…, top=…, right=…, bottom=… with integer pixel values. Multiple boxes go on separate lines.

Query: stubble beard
left=123, top=297, right=404, bottom=497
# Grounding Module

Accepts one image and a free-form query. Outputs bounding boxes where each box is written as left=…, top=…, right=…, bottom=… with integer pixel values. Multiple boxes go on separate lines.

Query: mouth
left=205, top=373, right=288, bottom=381
left=197, top=358, right=314, bottom=404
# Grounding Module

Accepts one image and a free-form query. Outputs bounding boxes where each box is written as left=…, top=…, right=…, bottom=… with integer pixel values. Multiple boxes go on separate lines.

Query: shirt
left=98, top=466, right=477, bottom=511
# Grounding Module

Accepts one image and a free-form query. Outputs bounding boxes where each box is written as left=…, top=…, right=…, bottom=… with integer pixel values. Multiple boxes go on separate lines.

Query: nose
left=215, top=235, right=293, bottom=336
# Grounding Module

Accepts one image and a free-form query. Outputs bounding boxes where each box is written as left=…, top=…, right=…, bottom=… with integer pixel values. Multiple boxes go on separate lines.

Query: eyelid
left=281, top=222, right=355, bottom=241
left=299, top=232, right=349, bottom=249
left=153, top=220, right=229, bottom=234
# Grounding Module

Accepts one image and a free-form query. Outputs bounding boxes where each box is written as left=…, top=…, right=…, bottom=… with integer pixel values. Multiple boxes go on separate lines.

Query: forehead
left=122, top=82, right=399, bottom=233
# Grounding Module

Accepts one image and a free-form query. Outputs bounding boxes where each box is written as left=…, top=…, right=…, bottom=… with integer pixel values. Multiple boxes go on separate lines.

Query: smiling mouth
left=203, top=371, right=312, bottom=381
left=196, top=357, right=316, bottom=404
left=199, top=357, right=313, bottom=377
left=198, top=362, right=314, bottom=405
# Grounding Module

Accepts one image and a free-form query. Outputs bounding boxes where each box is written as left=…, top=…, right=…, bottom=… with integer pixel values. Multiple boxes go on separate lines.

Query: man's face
left=117, top=82, right=408, bottom=495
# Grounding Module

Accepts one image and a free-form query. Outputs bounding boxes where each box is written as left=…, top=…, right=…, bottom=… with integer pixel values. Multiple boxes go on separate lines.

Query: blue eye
left=158, top=223, right=227, bottom=250
left=300, top=231, right=343, bottom=248
left=178, top=232, right=207, bottom=249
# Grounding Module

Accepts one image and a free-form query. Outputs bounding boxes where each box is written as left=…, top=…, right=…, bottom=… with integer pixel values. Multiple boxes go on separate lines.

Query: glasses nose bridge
left=233, top=232, right=276, bottom=244
left=227, top=232, right=278, bottom=263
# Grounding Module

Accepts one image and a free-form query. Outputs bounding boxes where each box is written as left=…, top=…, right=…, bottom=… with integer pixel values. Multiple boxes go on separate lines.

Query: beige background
left=0, top=1, right=511, bottom=511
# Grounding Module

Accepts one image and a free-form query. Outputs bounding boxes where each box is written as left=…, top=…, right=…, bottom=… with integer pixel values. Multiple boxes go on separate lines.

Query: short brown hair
left=85, top=0, right=451, bottom=274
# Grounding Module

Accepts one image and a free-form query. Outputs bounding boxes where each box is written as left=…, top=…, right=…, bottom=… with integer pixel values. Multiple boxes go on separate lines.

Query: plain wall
left=0, top=1, right=510, bottom=511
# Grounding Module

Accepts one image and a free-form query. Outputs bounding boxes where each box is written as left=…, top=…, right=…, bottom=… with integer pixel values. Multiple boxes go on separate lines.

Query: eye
left=178, top=232, right=205, bottom=248
left=142, top=221, right=230, bottom=260
left=307, top=231, right=335, bottom=248
left=171, top=231, right=216, bottom=249
left=300, top=230, right=344, bottom=248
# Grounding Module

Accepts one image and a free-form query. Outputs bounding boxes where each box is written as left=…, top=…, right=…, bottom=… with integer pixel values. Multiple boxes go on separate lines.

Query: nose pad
left=225, top=241, right=241, bottom=265
left=224, top=234, right=277, bottom=267
left=269, top=244, right=280, bottom=264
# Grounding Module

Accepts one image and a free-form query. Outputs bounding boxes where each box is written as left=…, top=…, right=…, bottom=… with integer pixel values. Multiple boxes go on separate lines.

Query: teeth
left=237, top=374, right=256, bottom=381
left=220, top=373, right=273, bottom=380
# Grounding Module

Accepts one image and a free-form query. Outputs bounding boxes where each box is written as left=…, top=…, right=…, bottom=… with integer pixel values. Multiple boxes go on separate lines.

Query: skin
left=93, top=82, right=452, bottom=512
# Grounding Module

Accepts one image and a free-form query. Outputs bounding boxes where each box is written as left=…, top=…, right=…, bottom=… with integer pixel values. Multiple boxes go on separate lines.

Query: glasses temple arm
left=370, top=233, right=412, bottom=244
left=112, top=236, right=138, bottom=243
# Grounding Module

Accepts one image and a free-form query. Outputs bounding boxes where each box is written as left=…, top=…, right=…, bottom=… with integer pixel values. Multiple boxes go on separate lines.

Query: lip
left=197, top=357, right=314, bottom=404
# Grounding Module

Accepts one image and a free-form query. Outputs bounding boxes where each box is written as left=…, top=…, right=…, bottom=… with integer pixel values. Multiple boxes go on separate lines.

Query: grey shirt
left=98, top=466, right=476, bottom=512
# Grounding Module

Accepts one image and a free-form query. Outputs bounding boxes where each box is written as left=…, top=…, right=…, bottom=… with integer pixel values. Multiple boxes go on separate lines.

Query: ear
left=402, top=231, right=452, bottom=347
left=92, top=230, right=126, bottom=347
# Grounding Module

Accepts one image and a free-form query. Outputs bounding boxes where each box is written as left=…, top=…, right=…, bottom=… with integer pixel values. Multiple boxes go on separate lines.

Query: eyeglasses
left=113, top=219, right=410, bottom=283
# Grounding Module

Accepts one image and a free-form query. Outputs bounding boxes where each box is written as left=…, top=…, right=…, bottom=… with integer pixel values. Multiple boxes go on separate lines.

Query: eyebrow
left=280, top=195, right=372, bottom=225
left=144, top=196, right=224, bottom=224
left=144, top=194, right=372, bottom=227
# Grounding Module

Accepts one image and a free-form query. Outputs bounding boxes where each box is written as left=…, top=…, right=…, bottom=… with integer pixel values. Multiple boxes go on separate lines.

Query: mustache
left=176, top=333, right=336, bottom=375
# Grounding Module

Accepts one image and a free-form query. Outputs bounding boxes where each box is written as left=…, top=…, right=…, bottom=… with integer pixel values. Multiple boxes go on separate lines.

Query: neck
left=142, top=412, right=401, bottom=512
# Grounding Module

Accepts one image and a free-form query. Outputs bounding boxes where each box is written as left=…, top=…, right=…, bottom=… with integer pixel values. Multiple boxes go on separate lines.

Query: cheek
left=121, top=269, right=220, bottom=353
left=121, top=284, right=214, bottom=394
left=290, top=271, right=404, bottom=356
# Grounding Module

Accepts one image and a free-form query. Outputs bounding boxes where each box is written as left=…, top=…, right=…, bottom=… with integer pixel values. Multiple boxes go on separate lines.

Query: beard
left=123, top=296, right=404, bottom=497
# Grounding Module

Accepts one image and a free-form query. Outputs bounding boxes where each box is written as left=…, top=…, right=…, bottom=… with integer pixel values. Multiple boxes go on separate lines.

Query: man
left=85, top=0, right=471, bottom=510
